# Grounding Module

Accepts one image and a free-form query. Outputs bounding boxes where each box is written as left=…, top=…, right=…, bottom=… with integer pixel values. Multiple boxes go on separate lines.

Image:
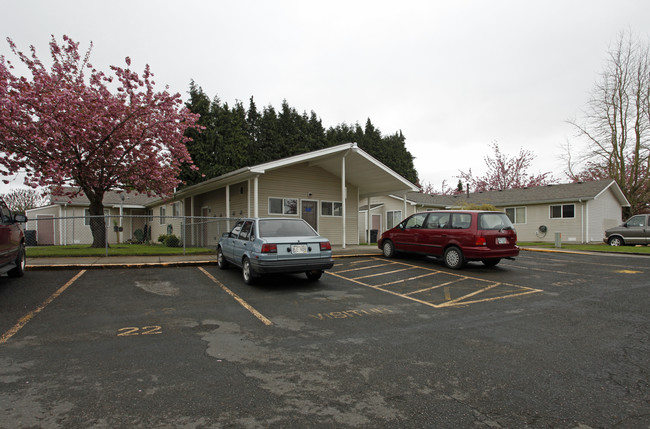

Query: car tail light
left=320, top=241, right=332, bottom=251
left=261, top=243, right=277, bottom=253
left=475, top=237, right=487, bottom=246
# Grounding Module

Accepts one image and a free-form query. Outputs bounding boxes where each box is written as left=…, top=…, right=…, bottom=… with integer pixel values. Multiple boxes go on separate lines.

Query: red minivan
left=378, top=210, right=519, bottom=269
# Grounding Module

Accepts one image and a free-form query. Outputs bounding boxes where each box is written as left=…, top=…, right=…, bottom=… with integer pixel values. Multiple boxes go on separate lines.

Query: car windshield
left=259, top=219, right=317, bottom=238
left=478, top=213, right=514, bottom=230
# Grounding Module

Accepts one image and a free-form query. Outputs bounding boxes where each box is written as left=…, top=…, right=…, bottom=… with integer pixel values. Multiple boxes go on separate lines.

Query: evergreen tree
left=183, top=83, right=420, bottom=186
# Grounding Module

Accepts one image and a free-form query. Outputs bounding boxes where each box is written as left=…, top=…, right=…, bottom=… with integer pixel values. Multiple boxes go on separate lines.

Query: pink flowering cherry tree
left=0, top=36, right=201, bottom=247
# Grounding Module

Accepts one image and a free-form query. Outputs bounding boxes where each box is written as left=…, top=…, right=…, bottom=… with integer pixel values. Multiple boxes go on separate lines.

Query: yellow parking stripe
left=374, top=272, right=441, bottom=288
left=199, top=267, right=273, bottom=326
left=332, top=263, right=395, bottom=274
left=330, top=257, right=543, bottom=309
left=1, top=270, right=86, bottom=345
left=352, top=267, right=413, bottom=280
left=405, top=278, right=467, bottom=296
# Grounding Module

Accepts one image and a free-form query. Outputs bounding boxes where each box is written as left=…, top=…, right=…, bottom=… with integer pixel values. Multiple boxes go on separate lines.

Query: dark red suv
left=0, top=198, right=27, bottom=278
left=378, top=210, right=519, bottom=269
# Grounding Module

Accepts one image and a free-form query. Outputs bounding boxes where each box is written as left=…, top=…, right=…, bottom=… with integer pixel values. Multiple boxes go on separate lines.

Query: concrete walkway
left=25, top=244, right=642, bottom=270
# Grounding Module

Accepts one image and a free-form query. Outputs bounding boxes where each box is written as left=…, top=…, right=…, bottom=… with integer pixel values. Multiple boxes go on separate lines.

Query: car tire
left=306, top=270, right=323, bottom=281
left=608, top=236, right=624, bottom=246
left=481, top=258, right=501, bottom=267
left=443, top=246, right=464, bottom=270
left=217, top=247, right=229, bottom=269
left=242, top=257, right=257, bottom=285
left=8, top=244, right=25, bottom=278
left=382, top=240, right=395, bottom=258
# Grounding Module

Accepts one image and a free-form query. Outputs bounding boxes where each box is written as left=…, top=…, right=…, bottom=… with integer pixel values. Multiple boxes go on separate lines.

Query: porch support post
left=366, top=197, right=371, bottom=244
left=341, top=155, right=347, bottom=249
left=247, top=179, right=251, bottom=217
left=253, top=175, right=259, bottom=218
left=226, top=184, right=230, bottom=230
left=190, top=196, right=195, bottom=246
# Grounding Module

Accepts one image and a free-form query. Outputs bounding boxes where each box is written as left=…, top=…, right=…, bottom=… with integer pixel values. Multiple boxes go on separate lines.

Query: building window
left=550, top=204, right=575, bottom=219
left=269, top=197, right=298, bottom=215
left=321, top=201, right=343, bottom=217
left=159, top=206, right=166, bottom=223
left=172, top=202, right=180, bottom=217
left=505, top=207, right=526, bottom=224
left=387, top=210, right=402, bottom=228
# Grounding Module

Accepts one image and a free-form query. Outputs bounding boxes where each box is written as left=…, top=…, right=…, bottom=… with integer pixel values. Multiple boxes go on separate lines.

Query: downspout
left=584, top=200, right=589, bottom=243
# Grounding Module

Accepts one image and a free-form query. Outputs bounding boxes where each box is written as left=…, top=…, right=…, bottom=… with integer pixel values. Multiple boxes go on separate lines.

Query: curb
left=26, top=260, right=219, bottom=271
left=25, top=252, right=384, bottom=270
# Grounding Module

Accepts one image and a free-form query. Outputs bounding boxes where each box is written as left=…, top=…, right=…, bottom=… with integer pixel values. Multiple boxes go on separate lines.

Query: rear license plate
left=497, top=237, right=508, bottom=244
left=291, top=244, right=308, bottom=254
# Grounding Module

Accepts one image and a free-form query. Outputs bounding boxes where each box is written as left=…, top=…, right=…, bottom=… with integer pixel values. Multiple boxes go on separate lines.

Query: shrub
left=158, top=234, right=169, bottom=244
left=164, top=234, right=181, bottom=248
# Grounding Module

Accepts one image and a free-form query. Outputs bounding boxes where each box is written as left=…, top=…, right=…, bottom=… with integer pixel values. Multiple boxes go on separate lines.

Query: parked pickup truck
left=0, top=198, right=27, bottom=277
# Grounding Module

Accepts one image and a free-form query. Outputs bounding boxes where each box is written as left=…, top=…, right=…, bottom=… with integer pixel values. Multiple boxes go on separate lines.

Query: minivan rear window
left=478, top=213, right=514, bottom=230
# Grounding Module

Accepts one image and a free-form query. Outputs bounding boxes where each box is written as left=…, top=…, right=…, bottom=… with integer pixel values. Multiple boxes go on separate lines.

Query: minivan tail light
left=320, top=241, right=332, bottom=251
left=475, top=237, right=487, bottom=246
left=261, top=243, right=277, bottom=253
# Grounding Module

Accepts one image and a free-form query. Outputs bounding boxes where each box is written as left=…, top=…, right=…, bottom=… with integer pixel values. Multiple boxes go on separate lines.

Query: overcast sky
left=2, top=0, right=649, bottom=194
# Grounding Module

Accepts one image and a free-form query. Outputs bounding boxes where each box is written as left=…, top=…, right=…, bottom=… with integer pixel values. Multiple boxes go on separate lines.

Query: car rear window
left=259, top=219, right=317, bottom=237
left=451, top=213, right=472, bottom=229
left=478, top=213, right=514, bottom=230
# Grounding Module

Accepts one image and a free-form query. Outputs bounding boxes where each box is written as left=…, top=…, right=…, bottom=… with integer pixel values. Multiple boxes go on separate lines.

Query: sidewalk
left=25, top=245, right=384, bottom=270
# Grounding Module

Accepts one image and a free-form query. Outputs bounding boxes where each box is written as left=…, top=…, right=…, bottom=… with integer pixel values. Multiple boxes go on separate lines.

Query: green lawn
left=26, top=244, right=214, bottom=258
left=517, top=242, right=650, bottom=254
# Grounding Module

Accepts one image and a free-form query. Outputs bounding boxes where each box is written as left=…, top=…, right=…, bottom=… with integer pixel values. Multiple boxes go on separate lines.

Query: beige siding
left=257, top=164, right=358, bottom=245
left=358, top=195, right=416, bottom=243
left=499, top=202, right=586, bottom=243
left=588, top=189, right=624, bottom=242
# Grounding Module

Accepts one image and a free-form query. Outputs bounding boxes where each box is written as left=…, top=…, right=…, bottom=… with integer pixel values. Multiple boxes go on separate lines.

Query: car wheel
left=8, top=244, right=25, bottom=278
left=608, top=236, right=624, bottom=246
left=306, top=270, right=323, bottom=281
left=217, top=247, right=229, bottom=269
left=443, top=246, right=464, bottom=270
left=242, top=257, right=257, bottom=285
left=481, top=258, right=501, bottom=267
left=382, top=240, right=395, bottom=258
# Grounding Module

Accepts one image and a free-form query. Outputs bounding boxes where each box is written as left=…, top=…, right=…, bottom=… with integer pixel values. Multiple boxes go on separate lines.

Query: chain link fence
left=25, top=215, right=240, bottom=250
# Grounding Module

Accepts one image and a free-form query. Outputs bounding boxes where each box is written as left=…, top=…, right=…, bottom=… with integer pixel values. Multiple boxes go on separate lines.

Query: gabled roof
left=404, top=180, right=630, bottom=208
left=48, top=187, right=159, bottom=208
left=173, top=143, right=419, bottom=200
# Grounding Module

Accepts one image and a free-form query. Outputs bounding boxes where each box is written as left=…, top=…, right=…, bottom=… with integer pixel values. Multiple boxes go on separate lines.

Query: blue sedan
left=217, top=218, right=334, bottom=284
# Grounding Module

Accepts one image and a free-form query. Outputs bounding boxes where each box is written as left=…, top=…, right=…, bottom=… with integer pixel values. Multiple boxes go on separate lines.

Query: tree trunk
left=87, top=197, right=107, bottom=248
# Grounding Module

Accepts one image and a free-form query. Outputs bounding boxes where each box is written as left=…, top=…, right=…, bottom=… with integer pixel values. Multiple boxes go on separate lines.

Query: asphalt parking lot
left=1, top=251, right=649, bottom=428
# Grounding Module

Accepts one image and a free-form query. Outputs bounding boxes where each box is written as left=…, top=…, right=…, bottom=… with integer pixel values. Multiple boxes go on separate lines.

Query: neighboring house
left=392, top=180, right=628, bottom=244
left=26, top=189, right=158, bottom=246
